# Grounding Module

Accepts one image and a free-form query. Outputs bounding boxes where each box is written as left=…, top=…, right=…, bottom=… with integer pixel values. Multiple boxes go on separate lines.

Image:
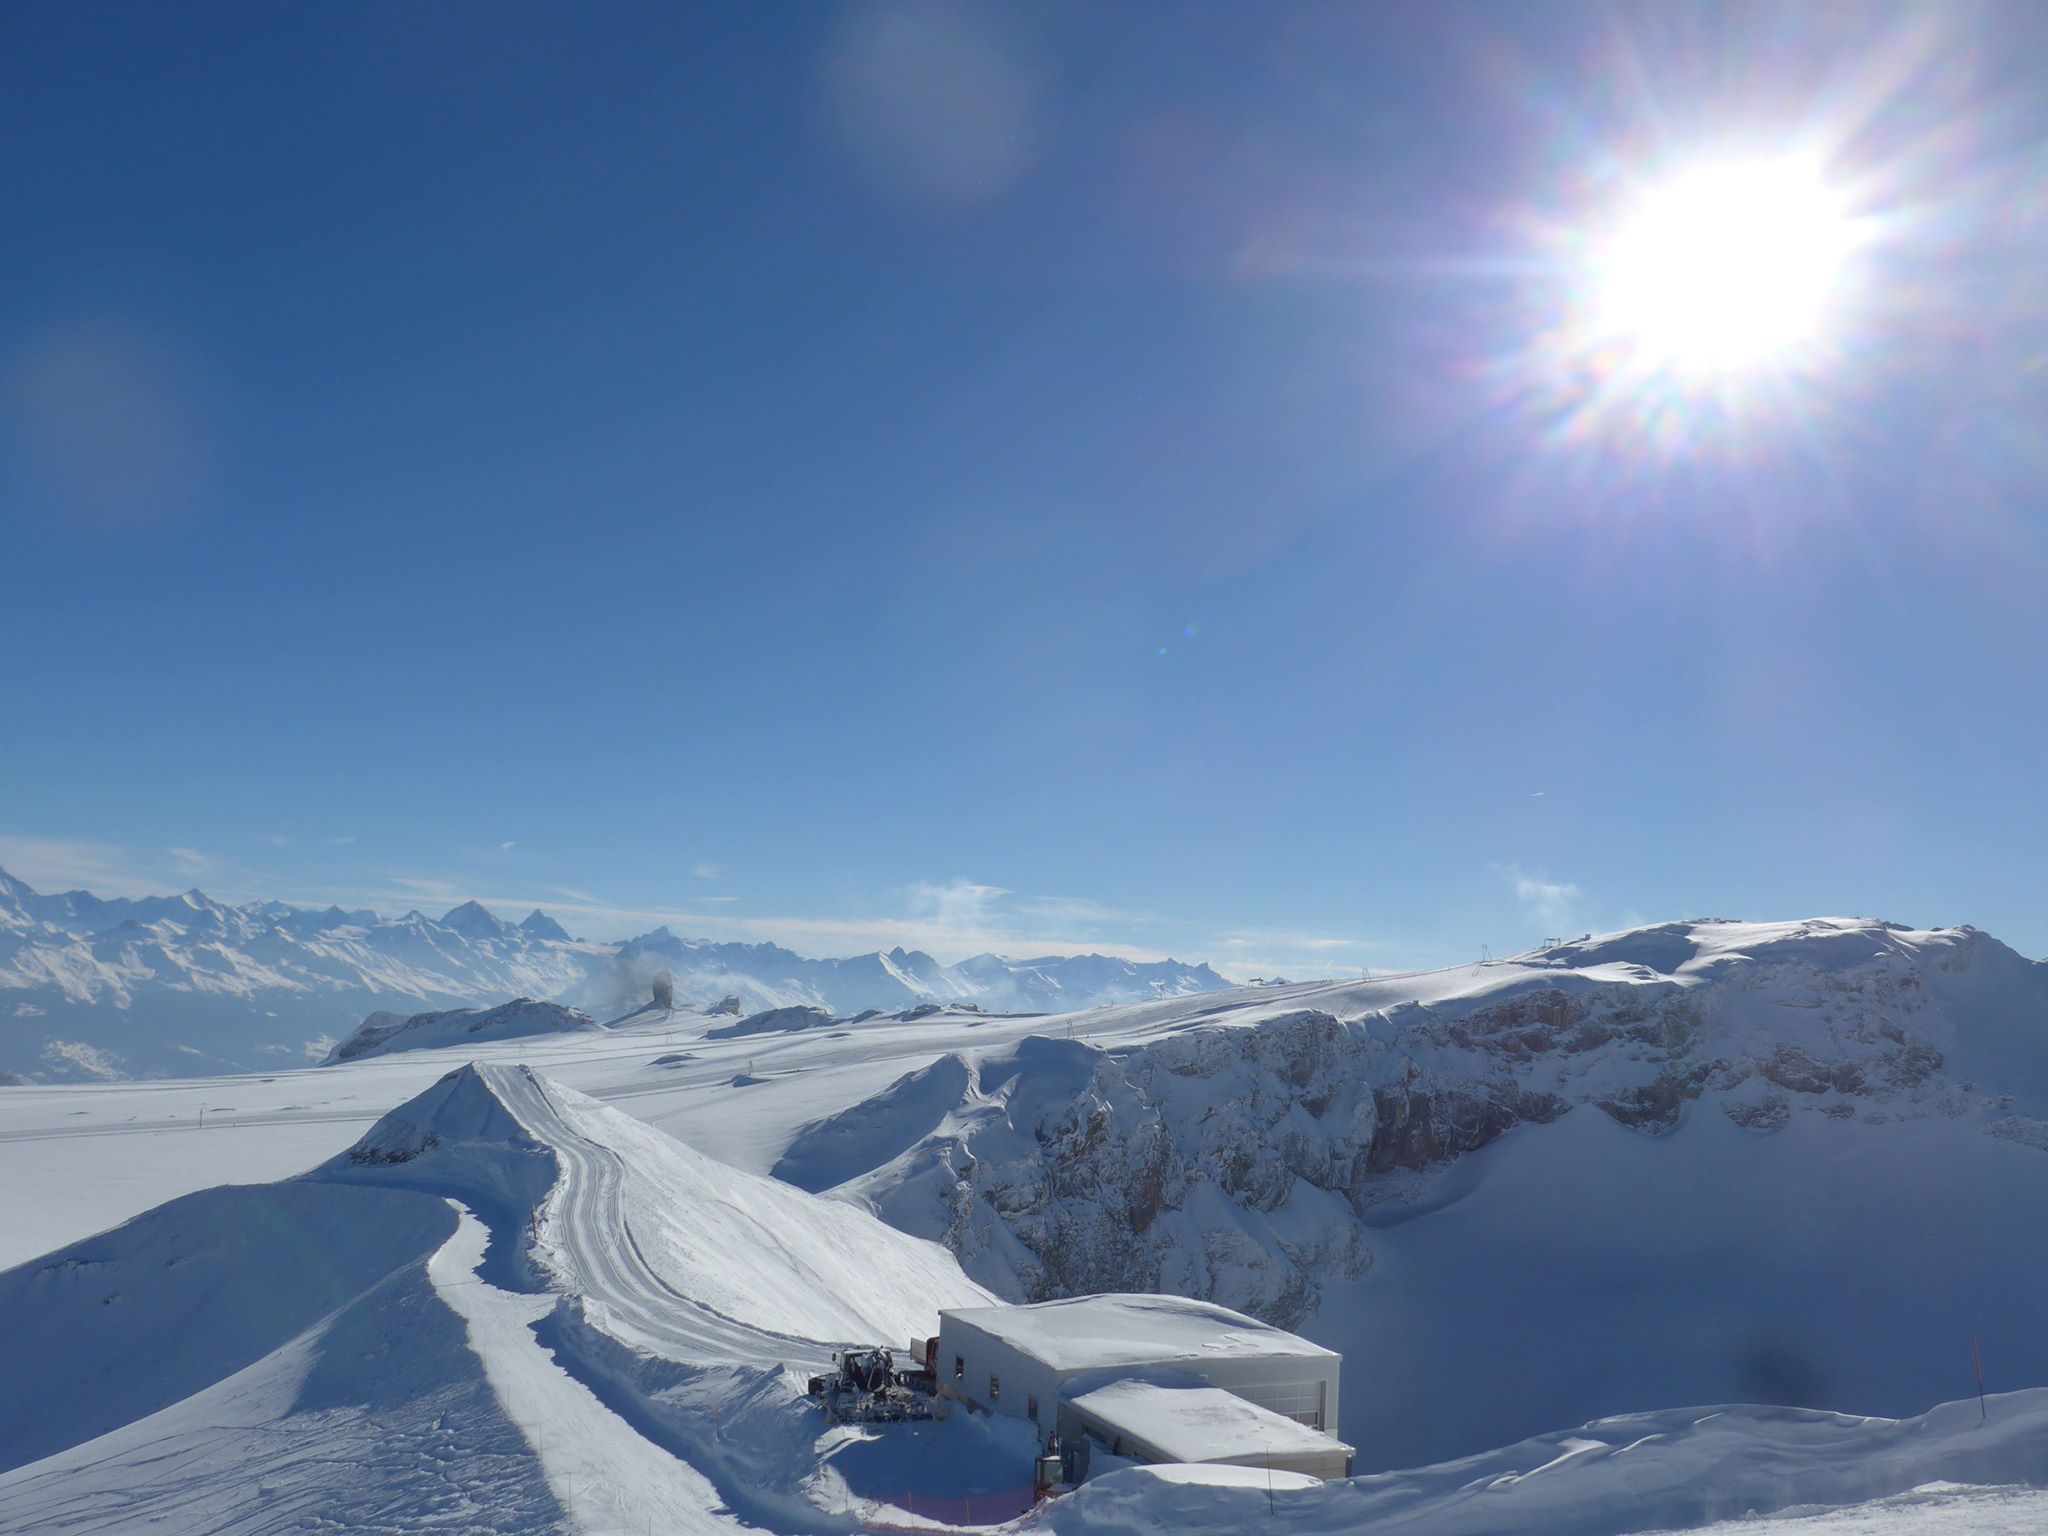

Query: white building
left=935, top=1293, right=1352, bottom=1481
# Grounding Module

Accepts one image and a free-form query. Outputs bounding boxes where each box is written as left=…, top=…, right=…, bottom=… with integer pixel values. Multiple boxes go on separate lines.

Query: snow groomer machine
left=806, top=1342, right=939, bottom=1424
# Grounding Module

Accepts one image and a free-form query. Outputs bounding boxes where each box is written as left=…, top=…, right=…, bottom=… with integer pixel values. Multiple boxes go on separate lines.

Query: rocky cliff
left=780, top=919, right=2048, bottom=1328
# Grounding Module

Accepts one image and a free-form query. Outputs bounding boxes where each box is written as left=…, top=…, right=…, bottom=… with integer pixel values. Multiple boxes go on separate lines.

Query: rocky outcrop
left=323, top=998, right=599, bottom=1064
left=792, top=922, right=2036, bottom=1330
left=937, top=1014, right=1384, bottom=1325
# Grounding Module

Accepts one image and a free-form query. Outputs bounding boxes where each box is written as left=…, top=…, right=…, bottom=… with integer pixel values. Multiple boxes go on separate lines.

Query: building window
left=989, top=1373, right=1001, bottom=1402
left=954, top=1355, right=964, bottom=1380
left=1027, top=1395, right=1039, bottom=1422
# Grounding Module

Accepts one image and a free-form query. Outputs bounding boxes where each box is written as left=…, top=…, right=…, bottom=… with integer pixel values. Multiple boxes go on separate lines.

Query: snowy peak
left=518, top=908, right=571, bottom=942
left=439, top=899, right=511, bottom=940
left=334, top=1061, right=548, bottom=1167
left=0, top=867, right=606, bottom=1080
left=0, top=866, right=1225, bottom=1082
left=1526, top=916, right=1928, bottom=977
left=563, top=932, right=1233, bottom=1019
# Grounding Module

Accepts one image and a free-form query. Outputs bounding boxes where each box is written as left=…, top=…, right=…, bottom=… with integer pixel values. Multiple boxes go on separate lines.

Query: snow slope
left=325, top=1061, right=995, bottom=1361
left=0, top=1061, right=1006, bottom=1535
left=4, top=915, right=2047, bottom=1533
left=770, top=919, right=2048, bottom=1464
left=0, top=1179, right=459, bottom=1475
left=1038, top=1391, right=2048, bottom=1536
left=0, top=1211, right=564, bottom=1535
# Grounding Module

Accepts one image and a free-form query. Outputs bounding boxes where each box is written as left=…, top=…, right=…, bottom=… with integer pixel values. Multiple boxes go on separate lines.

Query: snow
left=1035, top=1392, right=2048, bottom=1536
left=0, top=1059, right=1008, bottom=1535
left=4, top=912, right=2048, bottom=1534
left=0, top=864, right=1230, bottom=1079
left=325, top=997, right=601, bottom=1063
left=0, top=1215, right=562, bottom=1535
left=0, top=1179, right=458, bottom=1475
left=1128, top=1462, right=1323, bottom=1491
left=1064, top=1378, right=1348, bottom=1465
left=423, top=1202, right=733, bottom=1535
left=1693, top=1484, right=2048, bottom=1534
left=327, top=1062, right=998, bottom=1358
left=1313, top=1095, right=2048, bottom=1470
left=941, top=1294, right=1336, bottom=1373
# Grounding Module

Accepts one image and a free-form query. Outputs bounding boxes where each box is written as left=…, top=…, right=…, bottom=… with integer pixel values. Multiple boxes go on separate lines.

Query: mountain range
left=7, top=912, right=2048, bottom=1532
left=0, top=867, right=1229, bottom=1080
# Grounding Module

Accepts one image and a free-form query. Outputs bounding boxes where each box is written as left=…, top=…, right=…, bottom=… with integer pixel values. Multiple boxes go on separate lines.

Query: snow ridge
left=324, top=997, right=600, bottom=1064
left=791, top=919, right=2048, bottom=1325
left=324, top=1061, right=996, bottom=1359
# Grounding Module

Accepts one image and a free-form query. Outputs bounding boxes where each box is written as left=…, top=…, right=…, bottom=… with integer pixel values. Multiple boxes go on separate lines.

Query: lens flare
left=1591, top=156, right=1860, bottom=375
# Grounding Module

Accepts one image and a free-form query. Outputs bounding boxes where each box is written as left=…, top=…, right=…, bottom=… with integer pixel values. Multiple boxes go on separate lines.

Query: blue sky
left=4, top=2, right=2046, bottom=973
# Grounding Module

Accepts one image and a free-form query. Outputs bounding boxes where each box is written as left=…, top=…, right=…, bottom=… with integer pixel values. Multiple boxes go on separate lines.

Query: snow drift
left=1034, top=1390, right=2048, bottom=1536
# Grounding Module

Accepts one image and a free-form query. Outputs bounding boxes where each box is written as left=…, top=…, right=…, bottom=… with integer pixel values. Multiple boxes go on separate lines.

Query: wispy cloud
left=1495, top=862, right=1581, bottom=930
left=0, top=836, right=224, bottom=898
left=499, top=841, right=518, bottom=852
left=0, top=837, right=149, bottom=894
left=1012, top=893, right=1152, bottom=928
left=381, top=874, right=468, bottom=907
left=693, top=862, right=720, bottom=880
left=905, top=878, right=1009, bottom=929
left=1212, top=926, right=1384, bottom=981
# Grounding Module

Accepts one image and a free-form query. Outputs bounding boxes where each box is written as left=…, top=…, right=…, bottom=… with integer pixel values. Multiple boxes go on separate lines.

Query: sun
left=1590, top=155, right=1859, bottom=376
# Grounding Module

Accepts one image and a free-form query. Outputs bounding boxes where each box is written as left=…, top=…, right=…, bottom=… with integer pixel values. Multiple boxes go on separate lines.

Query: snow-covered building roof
left=939, top=1293, right=1337, bottom=1374
left=1064, top=1379, right=1351, bottom=1467
left=1127, top=1462, right=1324, bottom=1491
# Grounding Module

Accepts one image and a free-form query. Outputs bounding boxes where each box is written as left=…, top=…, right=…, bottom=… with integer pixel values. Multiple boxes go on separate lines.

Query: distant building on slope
left=933, top=1293, right=1352, bottom=1481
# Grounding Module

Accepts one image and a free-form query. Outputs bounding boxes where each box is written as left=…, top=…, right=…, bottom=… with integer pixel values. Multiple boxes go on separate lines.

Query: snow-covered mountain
left=569, top=927, right=1228, bottom=1021
left=0, top=868, right=607, bottom=1080
left=6, top=932, right=2048, bottom=1535
left=324, top=998, right=601, bottom=1063
left=5, top=915, right=2048, bottom=1533
left=0, top=866, right=1230, bottom=1081
left=776, top=917, right=2048, bottom=1466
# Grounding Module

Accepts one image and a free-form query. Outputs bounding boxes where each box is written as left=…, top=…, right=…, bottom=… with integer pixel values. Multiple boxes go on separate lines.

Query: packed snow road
left=326, top=1063, right=993, bottom=1373
left=489, top=1065, right=837, bottom=1373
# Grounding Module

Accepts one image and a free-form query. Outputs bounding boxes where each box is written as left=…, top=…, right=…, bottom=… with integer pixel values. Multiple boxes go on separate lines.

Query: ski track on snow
left=494, top=1067, right=836, bottom=1373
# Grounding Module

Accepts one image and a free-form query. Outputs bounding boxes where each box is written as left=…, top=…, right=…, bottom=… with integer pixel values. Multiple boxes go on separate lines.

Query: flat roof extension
left=939, top=1293, right=1338, bottom=1374
left=1066, top=1379, right=1352, bottom=1466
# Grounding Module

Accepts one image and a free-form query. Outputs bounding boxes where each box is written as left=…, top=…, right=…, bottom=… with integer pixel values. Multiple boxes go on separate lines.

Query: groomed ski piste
left=6, top=917, right=2048, bottom=1533
left=0, top=1061, right=1032, bottom=1534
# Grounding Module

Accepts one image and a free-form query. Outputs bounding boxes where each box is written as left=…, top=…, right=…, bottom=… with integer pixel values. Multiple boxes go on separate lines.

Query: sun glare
left=1591, top=156, right=1858, bottom=376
